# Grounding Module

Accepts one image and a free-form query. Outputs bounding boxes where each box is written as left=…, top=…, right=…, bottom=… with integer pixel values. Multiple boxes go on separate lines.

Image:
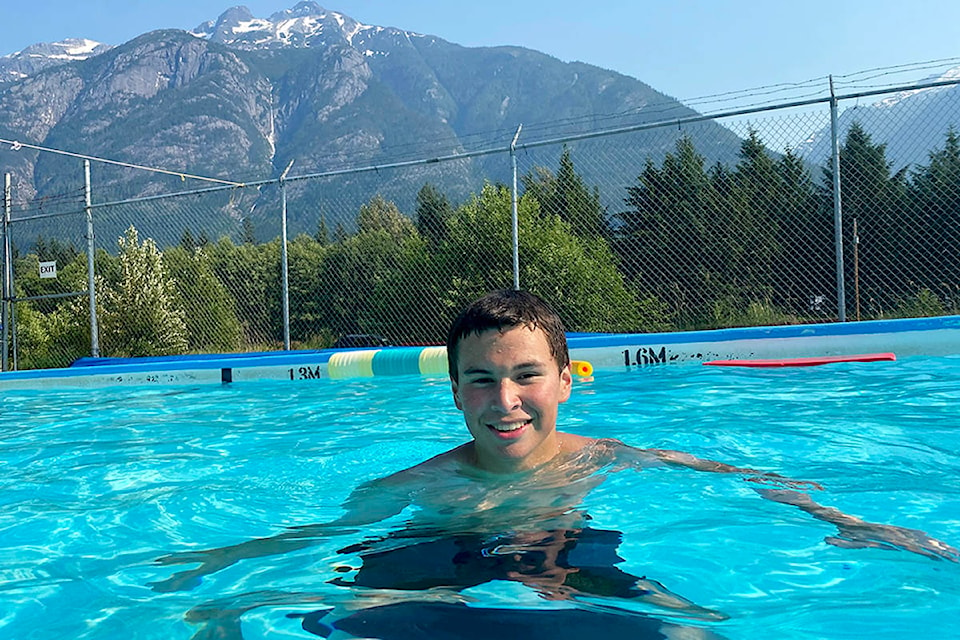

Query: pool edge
left=3, top=315, right=959, bottom=389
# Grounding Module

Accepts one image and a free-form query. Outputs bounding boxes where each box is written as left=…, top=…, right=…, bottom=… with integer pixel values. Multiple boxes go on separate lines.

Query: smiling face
left=451, top=325, right=573, bottom=473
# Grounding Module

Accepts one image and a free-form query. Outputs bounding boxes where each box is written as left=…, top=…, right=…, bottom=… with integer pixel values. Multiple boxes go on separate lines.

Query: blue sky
left=4, top=0, right=960, bottom=107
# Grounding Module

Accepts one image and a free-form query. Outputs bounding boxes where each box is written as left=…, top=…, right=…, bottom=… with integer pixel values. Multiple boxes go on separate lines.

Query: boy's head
left=446, top=290, right=570, bottom=383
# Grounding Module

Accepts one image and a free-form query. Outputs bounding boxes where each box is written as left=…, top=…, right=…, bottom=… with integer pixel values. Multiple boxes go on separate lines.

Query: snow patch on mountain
left=343, top=19, right=365, bottom=45
left=874, top=66, right=960, bottom=108
left=0, top=38, right=112, bottom=83
left=4, top=38, right=109, bottom=61
left=232, top=18, right=275, bottom=34
left=188, top=22, right=215, bottom=39
left=187, top=2, right=419, bottom=53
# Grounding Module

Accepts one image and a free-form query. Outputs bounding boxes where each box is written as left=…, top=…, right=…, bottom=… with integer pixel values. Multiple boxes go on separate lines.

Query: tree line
left=9, top=123, right=959, bottom=368
left=615, top=122, right=959, bottom=327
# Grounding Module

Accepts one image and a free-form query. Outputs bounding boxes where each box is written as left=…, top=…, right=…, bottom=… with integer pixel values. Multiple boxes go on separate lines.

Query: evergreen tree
left=776, top=147, right=834, bottom=316
left=908, top=127, right=960, bottom=310
left=34, top=236, right=79, bottom=266
left=726, top=129, right=783, bottom=303
left=415, top=183, right=452, bottom=248
left=616, top=136, right=723, bottom=327
left=180, top=229, right=197, bottom=252
left=241, top=217, right=257, bottom=245
left=554, top=146, right=606, bottom=238
left=523, top=147, right=606, bottom=238
left=822, top=122, right=909, bottom=315
left=316, top=217, right=330, bottom=246
left=520, top=166, right=555, bottom=215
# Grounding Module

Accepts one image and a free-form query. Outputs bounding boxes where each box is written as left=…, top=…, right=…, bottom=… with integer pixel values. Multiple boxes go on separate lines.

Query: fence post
left=510, top=125, right=523, bottom=290
left=279, top=160, right=294, bottom=351
left=829, top=76, right=847, bottom=322
left=84, top=160, right=101, bottom=357
left=1, top=173, right=10, bottom=371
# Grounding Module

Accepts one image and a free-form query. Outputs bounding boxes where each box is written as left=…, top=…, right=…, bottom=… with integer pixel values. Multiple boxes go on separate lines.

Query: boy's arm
left=616, top=443, right=957, bottom=562
left=758, top=488, right=959, bottom=561
left=636, top=446, right=824, bottom=490
left=149, top=477, right=412, bottom=592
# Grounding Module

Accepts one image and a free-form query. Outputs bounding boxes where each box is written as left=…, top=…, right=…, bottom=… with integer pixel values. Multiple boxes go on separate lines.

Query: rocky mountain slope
left=0, top=2, right=743, bottom=241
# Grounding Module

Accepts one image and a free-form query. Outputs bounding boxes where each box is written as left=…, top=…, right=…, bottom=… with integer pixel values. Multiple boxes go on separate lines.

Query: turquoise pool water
left=2, top=357, right=959, bottom=639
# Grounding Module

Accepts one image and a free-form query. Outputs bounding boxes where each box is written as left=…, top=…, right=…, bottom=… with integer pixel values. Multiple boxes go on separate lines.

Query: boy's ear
left=451, top=381, right=464, bottom=410
left=559, top=365, right=573, bottom=403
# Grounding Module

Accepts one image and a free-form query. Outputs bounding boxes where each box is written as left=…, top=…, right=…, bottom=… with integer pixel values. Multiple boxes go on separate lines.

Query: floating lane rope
left=327, top=349, right=379, bottom=378
left=418, top=347, right=449, bottom=375
left=327, top=347, right=447, bottom=378
left=327, top=347, right=594, bottom=379
left=371, top=347, right=442, bottom=376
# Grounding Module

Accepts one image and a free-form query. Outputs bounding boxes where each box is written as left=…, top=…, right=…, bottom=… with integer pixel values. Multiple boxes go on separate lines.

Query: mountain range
left=0, top=2, right=957, bottom=243
left=0, top=2, right=742, bottom=240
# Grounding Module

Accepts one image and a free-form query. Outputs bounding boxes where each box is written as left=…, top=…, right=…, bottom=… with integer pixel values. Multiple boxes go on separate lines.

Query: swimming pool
left=2, top=357, right=959, bottom=639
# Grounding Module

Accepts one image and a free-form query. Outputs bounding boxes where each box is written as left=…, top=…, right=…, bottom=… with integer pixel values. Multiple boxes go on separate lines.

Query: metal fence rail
left=3, top=77, right=960, bottom=369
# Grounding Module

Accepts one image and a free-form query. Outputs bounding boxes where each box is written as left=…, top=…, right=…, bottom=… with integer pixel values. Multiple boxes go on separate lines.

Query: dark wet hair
left=446, top=289, right=570, bottom=382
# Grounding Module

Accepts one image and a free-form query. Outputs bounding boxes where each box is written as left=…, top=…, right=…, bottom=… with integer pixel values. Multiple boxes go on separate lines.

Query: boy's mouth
left=488, top=420, right=531, bottom=438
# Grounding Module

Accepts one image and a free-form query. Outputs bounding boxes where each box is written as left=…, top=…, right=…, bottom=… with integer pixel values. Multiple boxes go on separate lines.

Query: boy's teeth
left=493, top=422, right=526, bottom=432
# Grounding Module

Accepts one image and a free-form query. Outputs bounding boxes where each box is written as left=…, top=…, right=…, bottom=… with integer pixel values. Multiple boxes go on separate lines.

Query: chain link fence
left=3, top=78, right=960, bottom=369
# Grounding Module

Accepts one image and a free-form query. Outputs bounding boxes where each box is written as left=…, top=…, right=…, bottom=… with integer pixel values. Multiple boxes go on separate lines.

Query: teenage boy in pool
left=153, top=290, right=958, bottom=610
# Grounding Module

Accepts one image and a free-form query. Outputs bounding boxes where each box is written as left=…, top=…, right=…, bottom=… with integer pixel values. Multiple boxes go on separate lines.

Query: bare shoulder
left=373, top=443, right=470, bottom=489
left=593, top=438, right=665, bottom=467
left=558, top=432, right=600, bottom=454
left=555, top=434, right=660, bottom=468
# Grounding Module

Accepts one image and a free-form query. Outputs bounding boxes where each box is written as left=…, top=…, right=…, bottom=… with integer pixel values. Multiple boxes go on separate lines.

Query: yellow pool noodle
left=570, top=360, right=593, bottom=377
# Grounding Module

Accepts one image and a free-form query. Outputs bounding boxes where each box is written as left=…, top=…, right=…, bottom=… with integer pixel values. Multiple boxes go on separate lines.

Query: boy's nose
left=493, top=380, right=522, bottom=412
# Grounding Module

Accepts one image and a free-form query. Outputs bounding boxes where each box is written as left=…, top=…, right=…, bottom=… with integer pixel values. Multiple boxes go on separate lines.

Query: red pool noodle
left=703, top=353, right=896, bottom=367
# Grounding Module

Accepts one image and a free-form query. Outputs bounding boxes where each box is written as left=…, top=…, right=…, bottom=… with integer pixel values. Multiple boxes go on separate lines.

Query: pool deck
left=2, top=315, right=959, bottom=389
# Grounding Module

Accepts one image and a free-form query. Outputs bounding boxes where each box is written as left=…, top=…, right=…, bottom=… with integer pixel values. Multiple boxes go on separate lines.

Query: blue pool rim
left=2, top=314, right=959, bottom=389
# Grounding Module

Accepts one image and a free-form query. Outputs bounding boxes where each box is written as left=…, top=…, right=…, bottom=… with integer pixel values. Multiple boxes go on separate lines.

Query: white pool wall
left=1, top=315, right=958, bottom=390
